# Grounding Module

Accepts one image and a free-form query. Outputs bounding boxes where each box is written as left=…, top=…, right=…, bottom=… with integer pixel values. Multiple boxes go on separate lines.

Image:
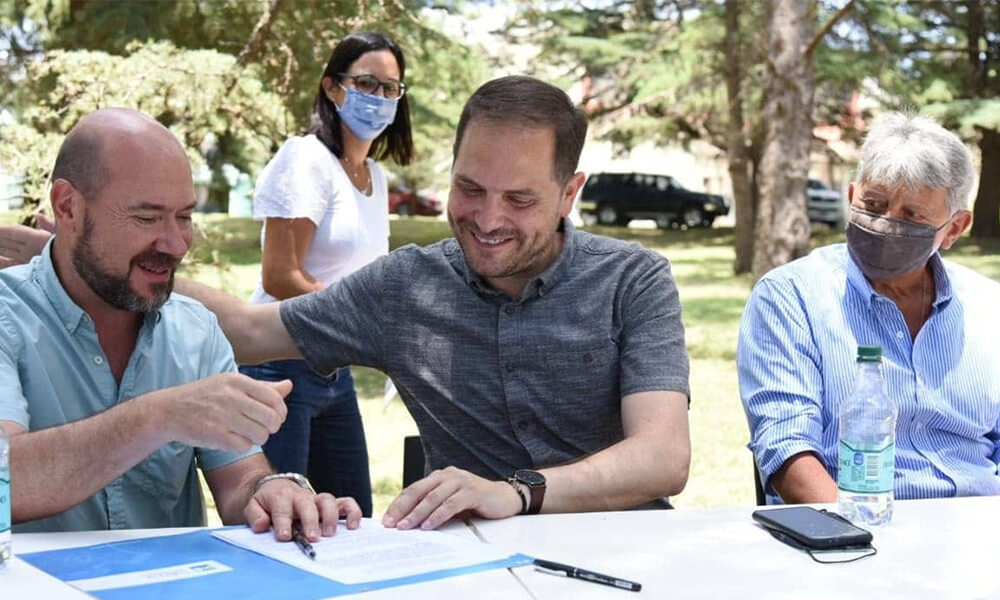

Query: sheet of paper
left=212, top=519, right=517, bottom=585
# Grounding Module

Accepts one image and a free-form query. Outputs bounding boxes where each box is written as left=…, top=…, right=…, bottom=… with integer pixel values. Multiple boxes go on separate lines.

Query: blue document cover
left=20, top=529, right=533, bottom=599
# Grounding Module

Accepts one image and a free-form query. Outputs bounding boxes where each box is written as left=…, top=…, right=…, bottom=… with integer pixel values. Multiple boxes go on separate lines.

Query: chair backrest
left=754, top=461, right=766, bottom=506
left=402, top=435, right=425, bottom=488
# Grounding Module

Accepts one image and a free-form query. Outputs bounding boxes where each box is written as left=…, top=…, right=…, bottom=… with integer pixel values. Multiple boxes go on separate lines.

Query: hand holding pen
left=292, top=523, right=316, bottom=560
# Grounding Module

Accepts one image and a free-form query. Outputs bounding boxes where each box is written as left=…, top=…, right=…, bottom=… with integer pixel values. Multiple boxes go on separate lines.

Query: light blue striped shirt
left=739, top=243, right=1000, bottom=504
left=0, top=242, right=259, bottom=532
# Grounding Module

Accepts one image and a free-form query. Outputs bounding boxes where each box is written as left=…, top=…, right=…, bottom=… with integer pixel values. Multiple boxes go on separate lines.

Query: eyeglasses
left=338, top=73, right=407, bottom=99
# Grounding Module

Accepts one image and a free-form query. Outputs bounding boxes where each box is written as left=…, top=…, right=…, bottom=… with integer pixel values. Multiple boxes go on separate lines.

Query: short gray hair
left=856, top=112, right=974, bottom=214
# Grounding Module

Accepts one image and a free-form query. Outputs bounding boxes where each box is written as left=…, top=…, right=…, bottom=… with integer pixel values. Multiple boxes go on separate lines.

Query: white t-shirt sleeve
left=252, top=136, right=335, bottom=226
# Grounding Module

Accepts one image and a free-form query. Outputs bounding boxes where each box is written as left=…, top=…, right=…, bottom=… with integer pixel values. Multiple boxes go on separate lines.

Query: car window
left=656, top=176, right=669, bottom=191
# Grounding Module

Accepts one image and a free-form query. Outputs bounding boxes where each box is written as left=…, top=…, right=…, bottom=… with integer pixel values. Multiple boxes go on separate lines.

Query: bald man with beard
left=0, top=108, right=361, bottom=540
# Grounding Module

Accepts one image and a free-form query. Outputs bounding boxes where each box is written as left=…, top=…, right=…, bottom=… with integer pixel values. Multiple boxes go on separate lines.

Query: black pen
left=291, top=523, right=316, bottom=560
left=533, top=558, right=641, bottom=592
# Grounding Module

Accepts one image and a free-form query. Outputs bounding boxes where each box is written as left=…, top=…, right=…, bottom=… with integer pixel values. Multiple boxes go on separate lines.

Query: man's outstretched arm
left=175, top=278, right=301, bottom=365
left=0, top=218, right=54, bottom=268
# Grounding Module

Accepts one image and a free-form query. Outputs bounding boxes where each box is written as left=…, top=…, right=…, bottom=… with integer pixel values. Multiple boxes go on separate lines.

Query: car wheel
left=682, top=206, right=705, bottom=229
left=597, top=204, right=619, bottom=226
left=655, top=216, right=672, bottom=230
left=397, top=203, right=411, bottom=216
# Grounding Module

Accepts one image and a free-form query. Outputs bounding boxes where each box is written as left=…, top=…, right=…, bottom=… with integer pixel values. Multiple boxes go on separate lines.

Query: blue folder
left=21, top=529, right=533, bottom=599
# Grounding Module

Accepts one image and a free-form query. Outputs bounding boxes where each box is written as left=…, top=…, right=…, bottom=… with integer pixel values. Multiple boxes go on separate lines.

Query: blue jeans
left=238, top=360, right=373, bottom=517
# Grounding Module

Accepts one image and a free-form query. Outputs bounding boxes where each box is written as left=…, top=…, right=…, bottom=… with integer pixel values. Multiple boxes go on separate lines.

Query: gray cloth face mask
left=846, top=207, right=949, bottom=281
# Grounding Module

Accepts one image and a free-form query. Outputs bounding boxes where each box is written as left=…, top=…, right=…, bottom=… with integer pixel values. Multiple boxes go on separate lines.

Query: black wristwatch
left=509, top=469, right=546, bottom=515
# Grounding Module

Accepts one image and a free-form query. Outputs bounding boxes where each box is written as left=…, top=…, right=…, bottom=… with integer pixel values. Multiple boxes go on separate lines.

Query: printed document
left=213, top=519, right=516, bottom=584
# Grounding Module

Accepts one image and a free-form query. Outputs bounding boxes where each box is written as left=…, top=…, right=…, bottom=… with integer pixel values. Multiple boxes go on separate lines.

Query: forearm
left=539, top=432, right=689, bottom=513
left=174, top=278, right=297, bottom=364
left=263, top=271, right=323, bottom=300
left=175, top=278, right=257, bottom=359
left=770, top=452, right=837, bottom=504
left=6, top=400, right=165, bottom=522
left=206, top=457, right=273, bottom=525
left=537, top=391, right=690, bottom=513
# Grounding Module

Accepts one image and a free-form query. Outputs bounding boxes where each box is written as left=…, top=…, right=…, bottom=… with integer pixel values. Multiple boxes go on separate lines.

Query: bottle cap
left=857, top=345, right=882, bottom=362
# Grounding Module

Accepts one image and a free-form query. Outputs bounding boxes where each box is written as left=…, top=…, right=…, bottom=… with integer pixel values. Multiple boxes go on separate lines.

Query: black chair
left=402, top=435, right=425, bottom=488
left=754, top=461, right=766, bottom=506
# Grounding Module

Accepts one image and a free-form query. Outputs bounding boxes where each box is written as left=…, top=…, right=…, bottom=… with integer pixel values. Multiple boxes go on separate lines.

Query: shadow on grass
left=188, top=216, right=263, bottom=266
left=684, top=295, right=746, bottom=324
left=582, top=224, right=735, bottom=250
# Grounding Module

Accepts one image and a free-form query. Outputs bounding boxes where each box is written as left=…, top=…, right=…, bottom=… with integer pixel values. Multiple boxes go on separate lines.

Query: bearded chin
left=71, top=215, right=175, bottom=313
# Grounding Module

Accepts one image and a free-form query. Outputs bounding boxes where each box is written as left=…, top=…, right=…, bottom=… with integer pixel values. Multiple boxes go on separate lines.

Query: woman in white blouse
left=240, top=32, right=413, bottom=517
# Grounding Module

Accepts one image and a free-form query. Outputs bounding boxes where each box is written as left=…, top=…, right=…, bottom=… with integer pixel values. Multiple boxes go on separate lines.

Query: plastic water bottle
left=1, top=427, right=10, bottom=569
left=838, top=346, right=897, bottom=526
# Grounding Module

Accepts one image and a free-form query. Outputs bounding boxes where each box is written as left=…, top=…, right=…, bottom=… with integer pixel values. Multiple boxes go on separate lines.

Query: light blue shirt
left=739, top=243, right=1000, bottom=503
left=0, top=243, right=258, bottom=532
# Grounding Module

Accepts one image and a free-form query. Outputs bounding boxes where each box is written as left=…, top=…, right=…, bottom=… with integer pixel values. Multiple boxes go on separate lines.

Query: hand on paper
left=246, top=479, right=362, bottom=542
left=150, top=372, right=290, bottom=453
left=382, top=466, right=522, bottom=531
left=0, top=213, right=55, bottom=268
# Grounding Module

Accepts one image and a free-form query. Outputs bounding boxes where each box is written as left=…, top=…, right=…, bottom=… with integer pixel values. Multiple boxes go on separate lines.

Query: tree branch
left=805, top=0, right=858, bottom=57
left=235, top=0, right=286, bottom=68
left=224, top=0, right=285, bottom=95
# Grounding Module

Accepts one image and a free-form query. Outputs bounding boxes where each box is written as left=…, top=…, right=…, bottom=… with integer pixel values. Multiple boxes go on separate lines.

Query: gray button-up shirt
left=281, top=220, right=689, bottom=480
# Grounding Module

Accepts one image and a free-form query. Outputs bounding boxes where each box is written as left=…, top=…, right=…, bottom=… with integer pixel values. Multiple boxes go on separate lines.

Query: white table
left=3, top=521, right=532, bottom=599
left=5, top=496, right=997, bottom=598
left=472, top=495, right=1000, bottom=599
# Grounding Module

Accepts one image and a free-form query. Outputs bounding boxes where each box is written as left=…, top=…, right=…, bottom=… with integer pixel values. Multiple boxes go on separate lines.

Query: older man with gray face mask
left=739, top=112, right=1000, bottom=505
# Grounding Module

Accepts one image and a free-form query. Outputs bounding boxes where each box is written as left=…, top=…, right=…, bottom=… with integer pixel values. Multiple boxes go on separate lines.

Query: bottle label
left=837, top=440, right=894, bottom=494
left=0, top=464, right=9, bottom=533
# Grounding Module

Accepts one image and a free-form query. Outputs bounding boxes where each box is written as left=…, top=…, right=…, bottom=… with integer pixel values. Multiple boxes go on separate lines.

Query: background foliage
left=1, top=0, right=483, bottom=215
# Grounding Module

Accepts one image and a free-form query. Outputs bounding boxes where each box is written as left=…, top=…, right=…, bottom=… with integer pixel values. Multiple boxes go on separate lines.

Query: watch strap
left=506, top=478, right=528, bottom=514
left=526, top=482, right=546, bottom=515
left=512, top=469, right=546, bottom=515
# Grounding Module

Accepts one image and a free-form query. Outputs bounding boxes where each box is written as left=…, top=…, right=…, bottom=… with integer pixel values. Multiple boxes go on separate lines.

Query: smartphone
left=751, top=506, right=873, bottom=549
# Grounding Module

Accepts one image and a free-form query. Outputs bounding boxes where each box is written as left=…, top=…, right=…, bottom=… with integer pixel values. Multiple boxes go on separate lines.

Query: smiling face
left=52, top=112, right=196, bottom=315
left=73, top=141, right=194, bottom=313
left=447, top=120, right=585, bottom=298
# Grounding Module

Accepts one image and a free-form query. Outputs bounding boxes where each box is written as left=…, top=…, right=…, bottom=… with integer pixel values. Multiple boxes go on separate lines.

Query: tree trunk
left=752, top=0, right=815, bottom=280
left=964, top=1, right=999, bottom=238
left=971, top=128, right=1000, bottom=238
left=725, top=0, right=754, bottom=275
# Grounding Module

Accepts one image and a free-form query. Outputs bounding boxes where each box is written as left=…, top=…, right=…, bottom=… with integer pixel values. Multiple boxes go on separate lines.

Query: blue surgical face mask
left=334, top=86, right=398, bottom=141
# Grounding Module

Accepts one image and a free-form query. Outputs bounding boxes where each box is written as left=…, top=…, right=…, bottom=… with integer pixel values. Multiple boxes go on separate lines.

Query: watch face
left=515, top=469, right=546, bottom=487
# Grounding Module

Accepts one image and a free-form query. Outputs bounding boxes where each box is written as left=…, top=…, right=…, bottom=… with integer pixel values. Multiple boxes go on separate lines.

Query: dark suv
left=577, top=172, right=729, bottom=228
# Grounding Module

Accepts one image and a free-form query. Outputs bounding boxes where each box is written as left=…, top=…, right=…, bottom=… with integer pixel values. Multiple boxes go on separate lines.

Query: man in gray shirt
left=180, top=75, right=691, bottom=530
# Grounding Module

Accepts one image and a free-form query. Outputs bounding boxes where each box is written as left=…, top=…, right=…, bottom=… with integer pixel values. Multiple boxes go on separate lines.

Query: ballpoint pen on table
left=533, top=558, right=641, bottom=592
left=291, top=523, right=316, bottom=560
